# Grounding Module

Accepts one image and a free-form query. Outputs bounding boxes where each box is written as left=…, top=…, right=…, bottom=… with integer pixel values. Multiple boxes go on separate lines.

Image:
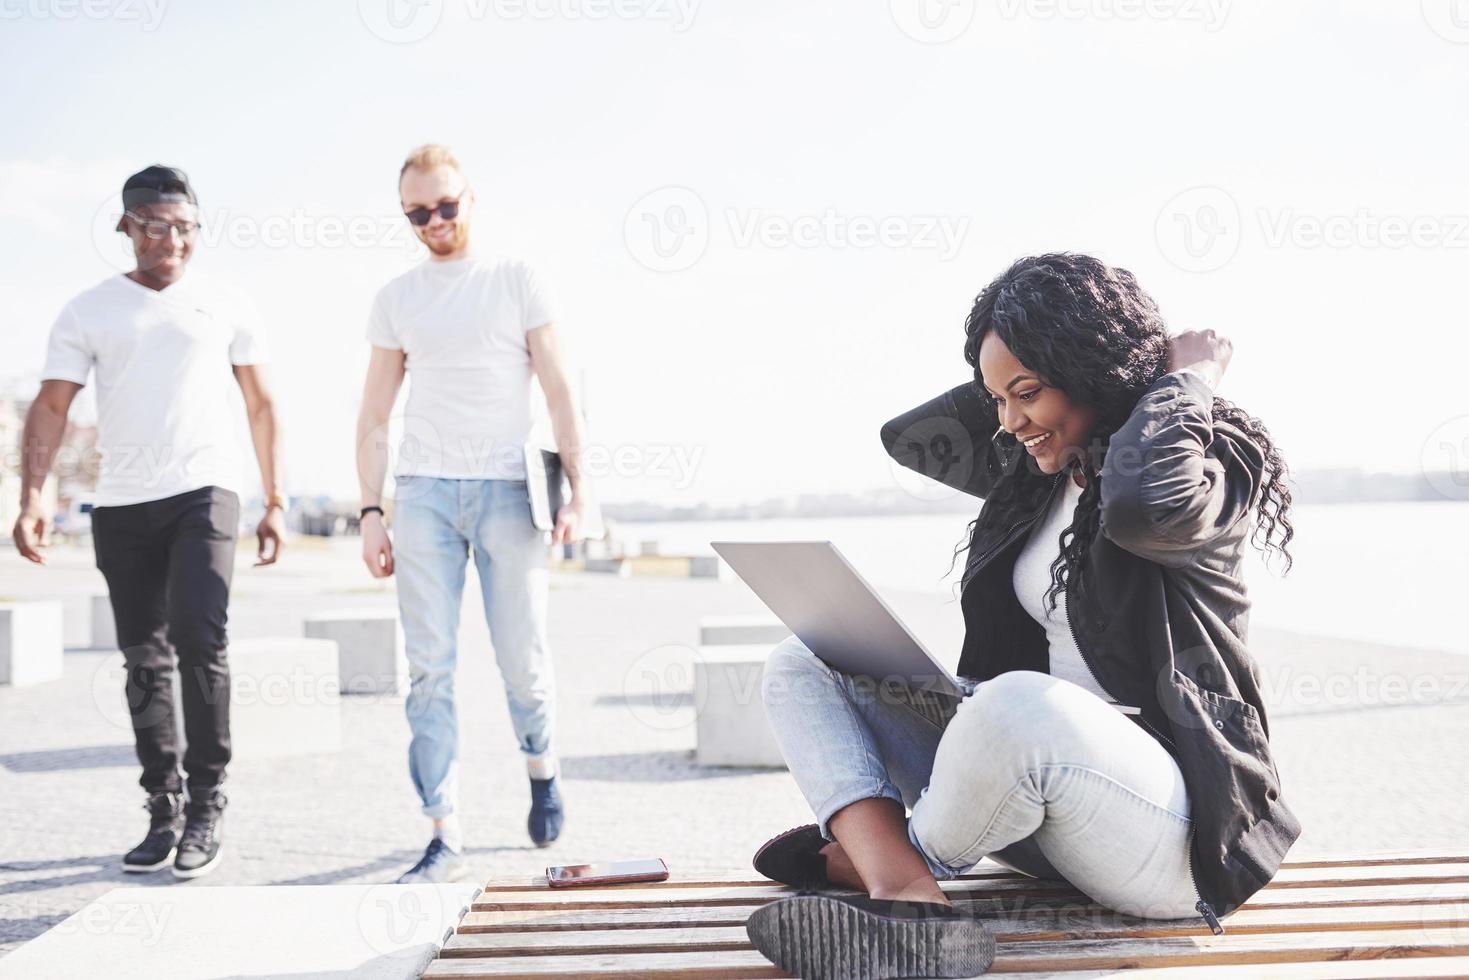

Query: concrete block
left=0, top=882, right=481, bottom=980
left=60, top=595, right=92, bottom=649
left=688, top=555, right=735, bottom=582
left=699, top=615, right=791, bottom=647
left=90, top=594, right=117, bottom=651
left=584, top=557, right=631, bottom=577
left=694, top=644, right=786, bottom=768
left=224, top=637, right=342, bottom=757
left=304, top=610, right=407, bottom=695
left=0, top=601, right=64, bottom=686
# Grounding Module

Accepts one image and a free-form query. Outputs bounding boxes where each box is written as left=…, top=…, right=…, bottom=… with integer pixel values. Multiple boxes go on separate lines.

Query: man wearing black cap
left=12, top=165, right=286, bottom=880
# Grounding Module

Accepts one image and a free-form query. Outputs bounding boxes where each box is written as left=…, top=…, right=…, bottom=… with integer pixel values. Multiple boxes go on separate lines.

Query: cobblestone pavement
left=2, top=538, right=1466, bottom=956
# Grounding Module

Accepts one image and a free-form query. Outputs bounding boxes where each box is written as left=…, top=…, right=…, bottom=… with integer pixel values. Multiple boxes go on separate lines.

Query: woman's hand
left=1167, top=328, right=1232, bottom=388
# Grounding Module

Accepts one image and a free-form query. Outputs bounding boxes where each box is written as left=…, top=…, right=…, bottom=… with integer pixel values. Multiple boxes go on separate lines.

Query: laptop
left=710, top=540, right=966, bottom=697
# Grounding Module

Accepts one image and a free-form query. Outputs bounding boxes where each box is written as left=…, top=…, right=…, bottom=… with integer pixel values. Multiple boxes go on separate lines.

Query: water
left=622, top=501, right=1469, bottom=656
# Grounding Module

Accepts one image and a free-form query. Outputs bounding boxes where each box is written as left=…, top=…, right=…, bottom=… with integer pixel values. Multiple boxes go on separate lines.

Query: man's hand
left=255, top=506, right=286, bottom=567
left=1167, top=328, right=1232, bottom=388
left=552, top=494, right=592, bottom=546
left=12, top=504, right=51, bottom=564
left=361, top=512, right=394, bottom=577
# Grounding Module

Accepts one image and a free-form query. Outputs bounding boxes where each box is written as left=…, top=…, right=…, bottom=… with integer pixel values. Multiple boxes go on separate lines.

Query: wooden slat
left=456, top=899, right=1469, bottom=944
left=471, top=863, right=1469, bottom=913
left=444, top=902, right=1469, bottom=959
left=459, top=906, right=755, bottom=933
left=477, top=853, right=1469, bottom=891
left=423, top=950, right=784, bottom=978
left=987, top=927, right=1469, bottom=973
left=1024, top=956, right=1469, bottom=978
left=444, top=926, right=752, bottom=957
left=425, top=925, right=1469, bottom=977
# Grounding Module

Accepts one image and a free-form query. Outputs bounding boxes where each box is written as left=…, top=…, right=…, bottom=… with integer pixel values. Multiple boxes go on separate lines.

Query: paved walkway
left=2, top=538, right=1466, bottom=956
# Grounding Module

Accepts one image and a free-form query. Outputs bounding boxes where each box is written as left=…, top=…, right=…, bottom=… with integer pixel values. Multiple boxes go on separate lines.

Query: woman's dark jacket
left=880, top=368, right=1301, bottom=921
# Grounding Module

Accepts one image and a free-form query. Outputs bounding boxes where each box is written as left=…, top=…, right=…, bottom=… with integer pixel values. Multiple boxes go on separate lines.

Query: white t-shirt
left=1012, top=472, right=1138, bottom=711
left=41, top=273, right=267, bottom=507
left=366, top=254, right=557, bottom=481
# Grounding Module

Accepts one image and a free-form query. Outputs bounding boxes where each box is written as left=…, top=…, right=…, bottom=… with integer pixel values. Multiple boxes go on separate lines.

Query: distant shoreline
left=603, top=470, right=1467, bottom=523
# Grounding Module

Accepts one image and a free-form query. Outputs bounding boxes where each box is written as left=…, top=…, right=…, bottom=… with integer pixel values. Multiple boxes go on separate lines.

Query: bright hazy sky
left=2, top=0, right=1466, bottom=505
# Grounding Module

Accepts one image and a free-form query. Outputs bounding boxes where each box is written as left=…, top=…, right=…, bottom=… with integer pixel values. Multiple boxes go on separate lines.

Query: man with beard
left=355, top=145, right=592, bottom=883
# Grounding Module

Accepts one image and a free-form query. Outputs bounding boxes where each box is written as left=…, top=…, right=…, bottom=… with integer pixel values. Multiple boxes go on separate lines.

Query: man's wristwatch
left=360, top=505, right=385, bottom=521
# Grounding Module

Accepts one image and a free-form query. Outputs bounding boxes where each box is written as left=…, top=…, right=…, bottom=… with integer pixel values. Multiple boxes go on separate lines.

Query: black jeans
left=91, top=485, right=240, bottom=797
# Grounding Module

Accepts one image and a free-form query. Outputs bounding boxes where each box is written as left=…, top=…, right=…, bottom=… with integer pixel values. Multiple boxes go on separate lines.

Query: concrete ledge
left=0, top=882, right=481, bottom=980
left=0, top=601, right=64, bottom=686
left=699, top=615, right=790, bottom=647
left=304, top=611, right=407, bottom=696
left=694, top=643, right=786, bottom=769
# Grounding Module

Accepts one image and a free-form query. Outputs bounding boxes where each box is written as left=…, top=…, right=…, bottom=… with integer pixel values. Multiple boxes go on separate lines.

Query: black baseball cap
left=120, top=165, right=198, bottom=212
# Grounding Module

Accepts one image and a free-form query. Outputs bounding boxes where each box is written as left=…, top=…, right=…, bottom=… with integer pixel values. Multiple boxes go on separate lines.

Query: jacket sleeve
left=880, top=382, right=1008, bottom=500
left=1099, top=369, right=1263, bottom=567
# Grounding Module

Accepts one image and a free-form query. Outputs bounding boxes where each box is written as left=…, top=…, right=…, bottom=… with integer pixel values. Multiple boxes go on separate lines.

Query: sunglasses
left=403, top=198, right=462, bottom=226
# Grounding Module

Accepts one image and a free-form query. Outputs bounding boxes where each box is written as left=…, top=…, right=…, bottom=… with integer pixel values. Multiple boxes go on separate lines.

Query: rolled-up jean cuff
left=422, top=803, right=454, bottom=819
left=908, top=819, right=972, bottom=881
left=813, top=781, right=905, bottom=841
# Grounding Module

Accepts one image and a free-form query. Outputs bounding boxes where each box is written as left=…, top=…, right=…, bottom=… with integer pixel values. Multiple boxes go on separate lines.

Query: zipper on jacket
left=968, top=474, right=1064, bottom=574
left=1064, top=580, right=1224, bottom=934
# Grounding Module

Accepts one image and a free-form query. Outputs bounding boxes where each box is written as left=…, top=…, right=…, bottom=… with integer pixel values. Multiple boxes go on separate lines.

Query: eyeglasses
left=403, top=198, right=461, bottom=226
left=125, top=212, right=200, bottom=240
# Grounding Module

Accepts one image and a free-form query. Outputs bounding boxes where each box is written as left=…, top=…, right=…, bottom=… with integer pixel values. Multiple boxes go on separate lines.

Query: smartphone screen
left=546, top=858, right=669, bottom=886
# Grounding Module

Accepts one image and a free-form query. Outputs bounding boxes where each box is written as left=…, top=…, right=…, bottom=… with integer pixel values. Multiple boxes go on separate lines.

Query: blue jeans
left=392, top=477, right=555, bottom=818
left=761, top=636, right=1204, bottom=920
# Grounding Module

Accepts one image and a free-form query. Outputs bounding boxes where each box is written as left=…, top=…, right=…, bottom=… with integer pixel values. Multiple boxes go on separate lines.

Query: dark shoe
left=395, top=837, right=468, bottom=884
left=122, top=791, right=184, bottom=873
left=527, top=776, right=564, bottom=848
left=746, top=892, right=995, bottom=980
left=172, top=789, right=226, bottom=880
left=753, top=824, right=830, bottom=889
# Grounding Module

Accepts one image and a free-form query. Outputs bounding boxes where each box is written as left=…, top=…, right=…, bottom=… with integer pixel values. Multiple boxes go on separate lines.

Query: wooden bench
left=422, top=852, right=1469, bottom=977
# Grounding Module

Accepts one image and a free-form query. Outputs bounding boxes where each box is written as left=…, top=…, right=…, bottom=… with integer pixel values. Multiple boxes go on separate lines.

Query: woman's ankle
left=867, top=883, right=951, bottom=906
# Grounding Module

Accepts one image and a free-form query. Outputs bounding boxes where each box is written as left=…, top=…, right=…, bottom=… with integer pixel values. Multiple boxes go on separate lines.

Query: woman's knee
left=761, top=635, right=843, bottom=716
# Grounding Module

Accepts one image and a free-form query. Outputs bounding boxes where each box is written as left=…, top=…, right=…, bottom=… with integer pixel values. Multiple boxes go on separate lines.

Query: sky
left=2, top=0, right=1467, bottom=506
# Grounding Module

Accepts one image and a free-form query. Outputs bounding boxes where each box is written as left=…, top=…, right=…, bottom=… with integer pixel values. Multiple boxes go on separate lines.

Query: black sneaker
left=173, top=789, right=226, bottom=880
left=122, top=791, right=184, bottom=873
left=746, top=892, right=996, bottom=980
left=527, top=776, right=564, bottom=848
left=753, top=824, right=830, bottom=889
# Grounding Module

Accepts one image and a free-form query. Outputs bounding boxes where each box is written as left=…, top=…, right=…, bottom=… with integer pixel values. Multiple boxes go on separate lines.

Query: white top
left=366, top=254, right=558, bottom=480
left=1012, top=472, right=1138, bottom=711
left=42, top=274, right=267, bottom=507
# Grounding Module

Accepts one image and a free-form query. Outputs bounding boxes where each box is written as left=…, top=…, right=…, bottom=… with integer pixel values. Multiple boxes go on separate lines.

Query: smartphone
left=546, top=858, right=670, bottom=888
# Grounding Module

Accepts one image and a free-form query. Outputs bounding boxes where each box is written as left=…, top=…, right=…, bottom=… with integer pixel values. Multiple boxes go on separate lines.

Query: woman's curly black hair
left=954, top=253, right=1294, bottom=629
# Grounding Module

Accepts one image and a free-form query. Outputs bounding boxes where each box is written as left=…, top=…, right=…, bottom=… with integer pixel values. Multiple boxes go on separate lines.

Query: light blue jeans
left=392, top=477, right=555, bottom=818
left=761, top=636, right=1204, bottom=919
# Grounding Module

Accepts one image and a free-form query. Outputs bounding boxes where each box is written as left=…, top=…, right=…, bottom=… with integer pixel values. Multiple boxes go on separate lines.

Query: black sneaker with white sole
left=173, top=789, right=226, bottom=880
left=745, top=892, right=996, bottom=980
left=122, top=791, right=184, bottom=873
